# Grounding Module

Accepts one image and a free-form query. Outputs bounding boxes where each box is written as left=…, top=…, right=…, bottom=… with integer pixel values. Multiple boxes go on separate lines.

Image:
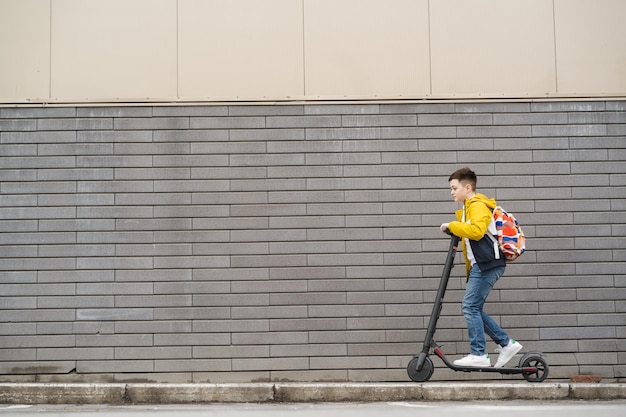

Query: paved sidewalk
left=0, top=382, right=625, bottom=404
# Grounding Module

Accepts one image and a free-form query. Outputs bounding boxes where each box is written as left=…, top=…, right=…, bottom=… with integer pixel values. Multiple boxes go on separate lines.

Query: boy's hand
left=440, top=223, right=450, bottom=234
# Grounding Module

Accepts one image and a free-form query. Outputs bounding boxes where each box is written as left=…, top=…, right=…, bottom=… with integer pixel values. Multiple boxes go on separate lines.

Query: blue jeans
left=462, top=264, right=510, bottom=355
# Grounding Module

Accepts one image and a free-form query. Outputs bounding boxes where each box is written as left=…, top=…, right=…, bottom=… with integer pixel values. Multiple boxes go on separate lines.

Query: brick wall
left=0, top=101, right=624, bottom=383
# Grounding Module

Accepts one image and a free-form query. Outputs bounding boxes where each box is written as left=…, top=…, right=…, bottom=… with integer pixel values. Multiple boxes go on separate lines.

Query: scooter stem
left=421, top=234, right=460, bottom=356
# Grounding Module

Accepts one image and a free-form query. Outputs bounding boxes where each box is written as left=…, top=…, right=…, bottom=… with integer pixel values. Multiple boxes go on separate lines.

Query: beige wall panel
left=430, top=0, right=557, bottom=98
left=178, top=0, right=304, bottom=101
left=0, top=0, right=50, bottom=103
left=555, top=0, right=626, bottom=95
left=2, top=0, right=625, bottom=104
left=304, top=0, right=430, bottom=99
left=51, top=0, right=177, bottom=101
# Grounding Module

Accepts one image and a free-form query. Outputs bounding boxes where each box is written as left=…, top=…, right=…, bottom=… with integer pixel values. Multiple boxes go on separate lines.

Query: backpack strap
left=486, top=232, right=501, bottom=260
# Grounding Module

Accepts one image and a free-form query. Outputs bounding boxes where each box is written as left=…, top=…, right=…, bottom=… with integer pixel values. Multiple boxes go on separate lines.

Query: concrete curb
left=0, top=383, right=127, bottom=405
left=0, top=382, right=624, bottom=404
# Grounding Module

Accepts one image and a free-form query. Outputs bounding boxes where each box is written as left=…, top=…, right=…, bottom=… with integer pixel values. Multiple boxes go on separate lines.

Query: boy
left=439, top=167, right=522, bottom=368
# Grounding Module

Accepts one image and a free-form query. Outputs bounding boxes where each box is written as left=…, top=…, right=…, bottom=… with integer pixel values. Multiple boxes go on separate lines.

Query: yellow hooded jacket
left=447, top=193, right=501, bottom=278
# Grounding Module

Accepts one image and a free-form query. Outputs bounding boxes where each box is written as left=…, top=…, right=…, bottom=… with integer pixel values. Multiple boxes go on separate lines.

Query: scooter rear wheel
left=407, top=356, right=434, bottom=382
left=521, top=355, right=549, bottom=382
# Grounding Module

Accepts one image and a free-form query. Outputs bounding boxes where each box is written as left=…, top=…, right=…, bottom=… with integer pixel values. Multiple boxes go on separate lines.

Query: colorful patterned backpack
left=492, top=206, right=526, bottom=262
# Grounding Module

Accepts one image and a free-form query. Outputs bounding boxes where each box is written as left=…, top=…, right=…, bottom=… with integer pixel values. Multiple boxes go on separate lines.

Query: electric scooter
left=407, top=231, right=549, bottom=383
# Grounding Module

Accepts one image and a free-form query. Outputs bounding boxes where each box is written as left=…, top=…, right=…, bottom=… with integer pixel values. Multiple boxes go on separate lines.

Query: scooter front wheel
left=407, top=356, right=434, bottom=382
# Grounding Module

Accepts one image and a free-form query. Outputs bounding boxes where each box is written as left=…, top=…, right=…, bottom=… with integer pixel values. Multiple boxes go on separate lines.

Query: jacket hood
left=466, top=193, right=497, bottom=210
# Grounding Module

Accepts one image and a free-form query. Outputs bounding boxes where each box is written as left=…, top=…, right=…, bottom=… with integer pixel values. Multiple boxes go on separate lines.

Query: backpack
left=492, top=206, right=526, bottom=262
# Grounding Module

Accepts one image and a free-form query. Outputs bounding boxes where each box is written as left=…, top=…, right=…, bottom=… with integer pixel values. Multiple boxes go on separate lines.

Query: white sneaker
left=453, top=354, right=490, bottom=367
left=494, top=340, right=523, bottom=368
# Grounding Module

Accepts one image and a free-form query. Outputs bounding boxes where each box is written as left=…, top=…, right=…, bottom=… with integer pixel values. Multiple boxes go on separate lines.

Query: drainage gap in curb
left=122, top=384, right=132, bottom=404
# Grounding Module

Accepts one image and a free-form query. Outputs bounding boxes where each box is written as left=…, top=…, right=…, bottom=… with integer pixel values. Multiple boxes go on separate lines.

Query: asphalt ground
left=2, top=401, right=626, bottom=417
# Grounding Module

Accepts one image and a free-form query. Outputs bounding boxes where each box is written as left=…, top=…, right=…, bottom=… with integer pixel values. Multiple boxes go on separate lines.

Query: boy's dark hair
left=449, top=167, right=477, bottom=190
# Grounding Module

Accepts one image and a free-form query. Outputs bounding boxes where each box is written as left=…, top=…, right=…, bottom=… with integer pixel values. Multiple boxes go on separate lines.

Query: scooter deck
left=445, top=361, right=526, bottom=372
left=434, top=346, right=531, bottom=375
left=446, top=362, right=536, bottom=374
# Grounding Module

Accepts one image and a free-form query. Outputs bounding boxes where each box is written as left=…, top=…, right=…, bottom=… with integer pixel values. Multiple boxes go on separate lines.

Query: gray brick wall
left=0, top=100, right=624, bottom=383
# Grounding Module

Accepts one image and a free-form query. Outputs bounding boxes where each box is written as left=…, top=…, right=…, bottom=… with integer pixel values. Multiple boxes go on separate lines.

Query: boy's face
left=449, top=179, right=472, bottom=202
